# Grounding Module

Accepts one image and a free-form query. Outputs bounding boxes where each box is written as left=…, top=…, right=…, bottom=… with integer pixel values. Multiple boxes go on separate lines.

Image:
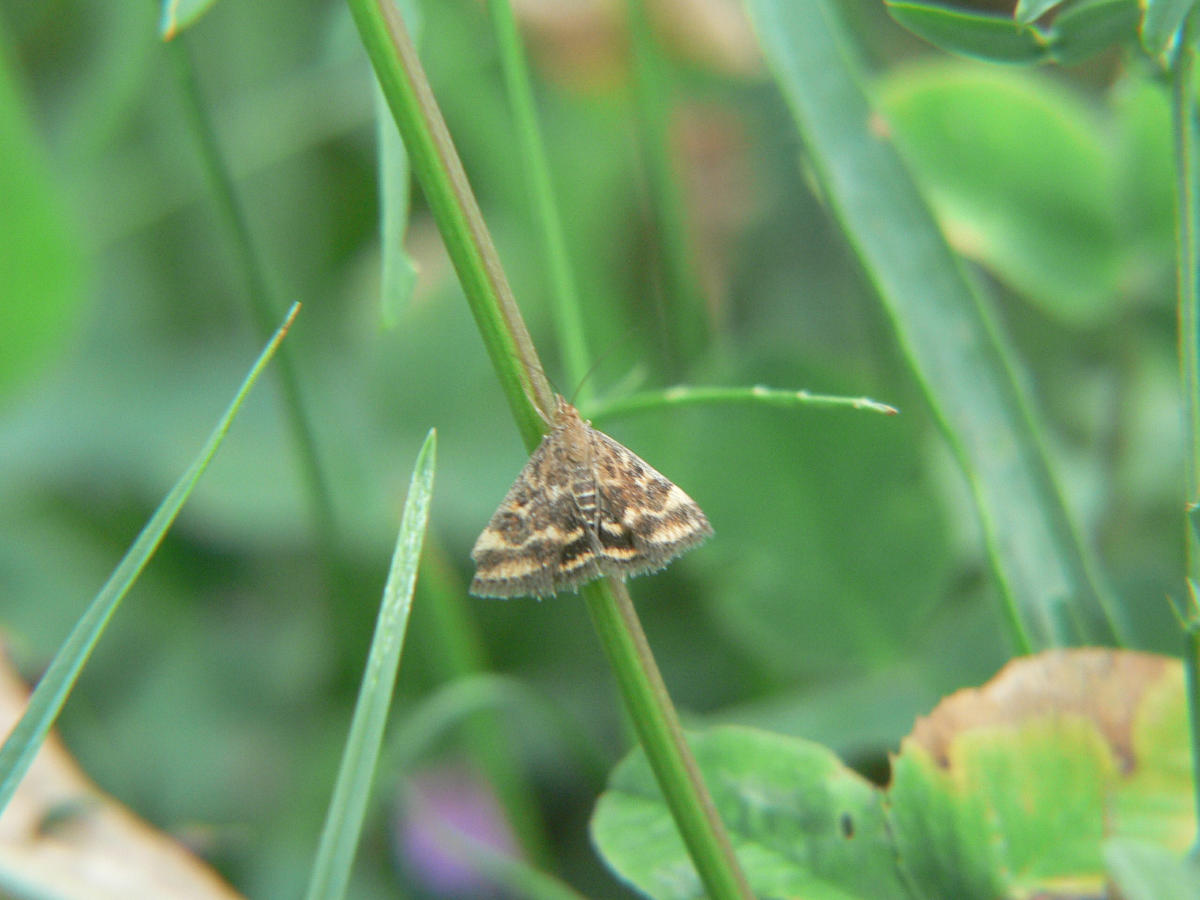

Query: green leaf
left=377, top=83, right=419, bottom=329
left=595, top=654, right=1195, bottom=899
left=887, top=749, right=1006, bottom=899
left=591, top=727, right=910, bottom=900
left=0, top=31, right=87, bottom=405
left=877, top=63, right=1122, bottom=325
left=884, top=1, right=1051, bottom=62
left=889, top=651, right=1195, bottom=897
left=747, top=0, right=1118, bottom=649
left=376, top=0, right=421, bottom=329
left=1049, top=0, right=1142, bottom=65
left=891, top=725, right=1112, bottom=896
left=0, top=304, right=300, bottom=813
left=159, top=0, right=222, bottom=39
left=1141, top=0, right=1198, bottom=61
left=305, top=428, right=436, bottom=900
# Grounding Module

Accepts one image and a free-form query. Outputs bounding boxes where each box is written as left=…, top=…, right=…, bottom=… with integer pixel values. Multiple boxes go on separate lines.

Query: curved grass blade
left=486, top=0, right=591, bottom=396
left=304, top=428, right=436, bottom=900
left=588, top=384, right=898, bottom=422
left=747, top=0, right=1121, bottom=650
left=0, top=303, right=301, bottom=814
left=377, top=0, right=421, bottom=328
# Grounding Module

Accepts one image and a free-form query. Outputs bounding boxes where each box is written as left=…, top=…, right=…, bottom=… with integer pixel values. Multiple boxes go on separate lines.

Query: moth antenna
left=568, top=325, right=639, bottom=406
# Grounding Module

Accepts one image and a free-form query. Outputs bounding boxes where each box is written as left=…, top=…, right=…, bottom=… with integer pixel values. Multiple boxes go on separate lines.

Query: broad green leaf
left=159, top=0, right=222, bottom=39
left=1049, top=0, right=1142, bottom=65
left=877, top=63, right=1122, bottom=325
left=885, top=1, right=1050, bottom=62
left=595, top=653, right=1194, bottom=900
left=887, top=749, right=1005, bottom=899
left=0, top=31, right=86, bottom=405
left=1141, top=0, right=1197, bottom=61
left=591, top=727, right=910, bottom=900
left=1108, top=658, right=1195, bottom=848
left=889, top=651, right=1195, bottom=897
left=892, top=725, right=1112, bottom=896
left=0, top=305, right=300, bottom=813
left=305, top=428, right=436, bottom=900
left=747, top=0, right=1117, bottom=649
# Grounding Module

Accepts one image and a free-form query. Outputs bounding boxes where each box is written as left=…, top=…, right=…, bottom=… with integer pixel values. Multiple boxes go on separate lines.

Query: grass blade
left=349, top=0, right=552, bottom=446
left=487, top=0, right=592, bottom=397
left=304, top=428, right=437, bottom=900
left=747, top=0, right=1121, bottom=650
left=0, top=303, right=301, bottom=813
left=588, top=384, right=898, bottom=421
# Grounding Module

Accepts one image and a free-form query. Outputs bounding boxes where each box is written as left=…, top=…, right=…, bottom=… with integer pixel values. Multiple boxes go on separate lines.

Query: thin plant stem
left=348, top=3, right=751, bottom=895
left=166, top=39, right=340, bottom=560
left=1185, top=603, right=1200, bottom=861
left=1171, top=22, right=1200, bottom=854
left=625, top=0, right=709, bottom=373
left=487, top=0, right=592, bottom=399
left=584, top=580, right=752, bottom=899
left=588, top=384, right=898, bottom=422
left=348, top=0, right=553, bottom=445
left=1175, top=34, right=1200, bottom=542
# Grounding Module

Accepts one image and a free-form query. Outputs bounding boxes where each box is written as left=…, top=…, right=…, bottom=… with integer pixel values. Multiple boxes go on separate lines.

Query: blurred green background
left=0, top=0, right=1184, bottom=896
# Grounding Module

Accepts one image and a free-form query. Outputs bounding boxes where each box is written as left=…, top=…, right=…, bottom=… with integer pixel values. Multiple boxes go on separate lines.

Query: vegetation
left=0, top=0, right=1197, bottom=897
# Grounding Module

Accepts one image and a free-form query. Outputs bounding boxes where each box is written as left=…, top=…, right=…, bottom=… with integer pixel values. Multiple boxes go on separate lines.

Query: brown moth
left=470, top=396, right=713, bottom=598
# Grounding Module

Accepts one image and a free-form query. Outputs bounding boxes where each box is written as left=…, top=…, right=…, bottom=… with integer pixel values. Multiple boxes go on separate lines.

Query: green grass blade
left=0, top=303, right=301, bottom=814
left=377, top=82, right=419, bottom=328
left=348, top=0, right=552, bottom=446
left=168, top=40, right=341, bottom=560
left=747, top=0, right=1122, bottom=651
left=625, top=0, right=709, bottom=370
left=376, top=0, right=421, bottom=328
left=487, top=0, right=592, bottom=397
left=1170, top=23, right=1200, bottom=856
left=587, top=384, right=898, bottom=422
left=304, top=428, right=436, bottom=900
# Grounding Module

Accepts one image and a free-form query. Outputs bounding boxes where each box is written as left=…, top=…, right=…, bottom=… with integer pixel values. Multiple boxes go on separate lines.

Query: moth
left=470, top=397, right=713, bottom=598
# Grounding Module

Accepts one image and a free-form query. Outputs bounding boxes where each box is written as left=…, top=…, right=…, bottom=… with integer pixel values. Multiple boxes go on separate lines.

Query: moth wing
left=590, top=429, right=713, bottom=578
left=470, top=438, right=601, bottom=598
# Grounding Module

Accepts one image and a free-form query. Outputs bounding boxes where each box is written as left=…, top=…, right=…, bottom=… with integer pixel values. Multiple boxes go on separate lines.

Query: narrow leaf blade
left=885, top=1, right=1050, bottom=62
left=746, top=0, right=1118, bottom=648
left=305, top=428, right=437, bottom=900
left=0, top=304, right=301, bottom=813
left=1141, top=0, right=1199, bottom=60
